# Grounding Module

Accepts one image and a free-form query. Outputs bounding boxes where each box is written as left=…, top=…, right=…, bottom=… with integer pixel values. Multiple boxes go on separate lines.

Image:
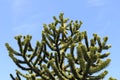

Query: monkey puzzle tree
left=5, top=13, right=116, bottom=80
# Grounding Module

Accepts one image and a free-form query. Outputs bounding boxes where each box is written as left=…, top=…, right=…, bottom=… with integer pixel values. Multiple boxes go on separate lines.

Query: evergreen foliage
left=6, top=13, right=116, bottom=80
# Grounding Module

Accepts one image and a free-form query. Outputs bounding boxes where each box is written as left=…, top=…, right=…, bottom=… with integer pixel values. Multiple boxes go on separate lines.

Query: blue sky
left=0, top=0, right=120, bottom=79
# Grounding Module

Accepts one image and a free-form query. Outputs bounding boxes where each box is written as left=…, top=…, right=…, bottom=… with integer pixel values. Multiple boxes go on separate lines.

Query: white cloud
left=99, top=21, right=111, bottom=35
left=12, top=24, right=37, bottom=35
left=13, top=0, right=26, bottom=7
left=12, top=0, right=29, bottom=17
left=86, top=0, right=107, bottom=7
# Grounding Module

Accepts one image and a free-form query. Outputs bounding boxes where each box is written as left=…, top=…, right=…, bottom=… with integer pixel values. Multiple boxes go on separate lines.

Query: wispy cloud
left=98, top=21, right=111, bottom=35
left=12, top=0, right=29, bottom=17
left=86, top=0, right=107, bottom=7
left=11, top=0, right=42, bottom=35
left=13, top=0, right=26, bottom=8
left=12, top=24, right=38, bottom=35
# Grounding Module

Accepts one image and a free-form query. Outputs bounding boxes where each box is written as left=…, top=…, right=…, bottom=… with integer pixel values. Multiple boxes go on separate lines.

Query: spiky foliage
left=6, top=13, right=116, bottom=80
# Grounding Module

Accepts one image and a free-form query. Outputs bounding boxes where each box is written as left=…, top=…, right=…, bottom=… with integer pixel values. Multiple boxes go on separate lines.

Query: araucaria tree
left=6, top=13, right=116, bottom=80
